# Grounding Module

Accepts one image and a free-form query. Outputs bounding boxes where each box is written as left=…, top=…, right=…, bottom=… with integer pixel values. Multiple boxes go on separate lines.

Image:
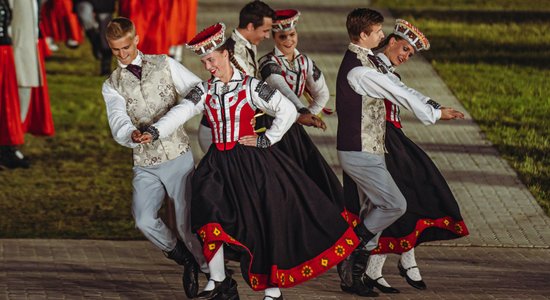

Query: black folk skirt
left=191, top=144, right=358, bottom=290
left=256, top=115, right=346, bottom=213
left=344, top=122, right=469, bottom=254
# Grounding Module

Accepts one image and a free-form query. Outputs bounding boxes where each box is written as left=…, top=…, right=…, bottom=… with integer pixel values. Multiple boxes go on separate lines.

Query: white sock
left=365, top=254, right=391, bottom=287
left=400, top=249, right=422, bottom=281
left=204, top=246, right=226, bottom=291
left=264, top=287, right=281, bottom=298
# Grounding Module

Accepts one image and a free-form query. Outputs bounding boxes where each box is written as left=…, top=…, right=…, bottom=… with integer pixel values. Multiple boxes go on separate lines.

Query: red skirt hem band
left=197, top=223, right=359, bottom=291
left=346, top=213, right=469, bottom=254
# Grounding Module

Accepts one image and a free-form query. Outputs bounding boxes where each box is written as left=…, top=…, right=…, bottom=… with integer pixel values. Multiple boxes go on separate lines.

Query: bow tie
left=126, top=64, right=142, bottom=80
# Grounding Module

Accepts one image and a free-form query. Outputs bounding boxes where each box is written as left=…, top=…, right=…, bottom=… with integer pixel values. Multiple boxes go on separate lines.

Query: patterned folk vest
left=202, top=76, right=256, bottom=151
left=108, top=54, right=190, bottom=167
left=268, top=52, right=308, bottom=97
left=336, top=44, right=387, bottom=154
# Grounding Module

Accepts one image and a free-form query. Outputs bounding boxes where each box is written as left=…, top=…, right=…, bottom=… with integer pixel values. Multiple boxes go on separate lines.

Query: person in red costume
left=141, top=22, right=360, bottom=300
left=0, top=0, right=26, bottom=169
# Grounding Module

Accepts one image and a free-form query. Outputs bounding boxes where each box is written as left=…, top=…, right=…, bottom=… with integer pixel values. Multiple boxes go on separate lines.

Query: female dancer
left=257, top=9, right=346, bottom=211
left=345, top=19, right=469, bottom=293
left=142, top=23, right=358, bottom=300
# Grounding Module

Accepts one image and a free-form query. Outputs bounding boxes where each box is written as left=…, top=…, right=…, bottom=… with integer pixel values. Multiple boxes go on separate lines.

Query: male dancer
left=101, top=17, right=206, bottom=298
left=336, top=8, right=463, bottom=297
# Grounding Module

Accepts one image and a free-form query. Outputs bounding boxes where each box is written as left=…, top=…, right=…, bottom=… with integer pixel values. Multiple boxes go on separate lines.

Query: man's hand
left=440, top=107, right=465, bottom=120
left=131, top=130, right=142, bottom=143
left=139, top=132, right=153, bottom=144
left=297, top=113, right=327, bottom=130
left=238, top=135, right=258, bottom=147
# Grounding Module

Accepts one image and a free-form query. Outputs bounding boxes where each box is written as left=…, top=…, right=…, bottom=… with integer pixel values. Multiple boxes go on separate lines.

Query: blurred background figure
left=40, top=0, right=83, bottom=50
left=167, top=0, right=197, bottom=61
left=0, top=0, right=27, bottom=169
left=4, top=0, right=55, bottom=169
left=119, top=0, right=197, bottom=58
left=72, top=0, right=115, bottom=75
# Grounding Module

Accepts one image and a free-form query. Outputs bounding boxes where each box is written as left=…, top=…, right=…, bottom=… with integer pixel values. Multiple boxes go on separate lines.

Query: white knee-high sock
left=400, top=248, right=422, bottom=281
left=204, top=246, right=226, bottom=291
left=264, top=287, right=281, bottom=298
left=365, top=254, right=391, bottom=287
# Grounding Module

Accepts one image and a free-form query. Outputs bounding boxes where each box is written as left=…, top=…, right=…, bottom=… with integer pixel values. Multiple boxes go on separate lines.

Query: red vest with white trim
left=203, top=76, right=256, bottom=151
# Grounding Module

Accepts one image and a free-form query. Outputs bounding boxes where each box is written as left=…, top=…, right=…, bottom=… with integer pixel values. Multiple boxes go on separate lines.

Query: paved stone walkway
left=1, top=0, right=549, bottom=299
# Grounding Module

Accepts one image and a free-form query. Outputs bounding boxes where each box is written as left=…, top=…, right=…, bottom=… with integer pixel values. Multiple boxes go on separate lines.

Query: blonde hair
left=106, top=17, right=136, bottom=40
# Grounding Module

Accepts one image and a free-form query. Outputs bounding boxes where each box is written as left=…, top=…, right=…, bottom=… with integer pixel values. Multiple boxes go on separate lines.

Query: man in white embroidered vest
left=197, top=0, right=275, bottom=152
left=101, top=17, right=206, bottom=299
left=335, top=8, right=464, bottom=297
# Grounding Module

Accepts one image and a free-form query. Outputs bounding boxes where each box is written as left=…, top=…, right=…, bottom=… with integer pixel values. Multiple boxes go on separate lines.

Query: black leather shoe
left=0, top=146, right=30, bottom=169
left=398, top=261, right=427, bottom=290
left=182, top=260, right=199, bottom=298
left=164, top=240, right=199, bottom=298
left=364, top=275, right=400, bottom=293
left=196, top=276, right=239, bottom=300
left=339, top=248, right=378, bottom=297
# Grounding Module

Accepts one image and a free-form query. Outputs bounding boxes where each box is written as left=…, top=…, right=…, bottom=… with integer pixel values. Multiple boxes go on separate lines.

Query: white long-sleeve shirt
left=259, top=47, right=330, bottom=115
left=152, top=68, right=297, bottom=146
left=347, top=45, right=441, bottom=125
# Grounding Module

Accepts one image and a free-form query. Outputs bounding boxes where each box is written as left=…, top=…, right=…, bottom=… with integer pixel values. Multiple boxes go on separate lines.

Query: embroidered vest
left=336, top=45, right=386, bottom=154
left=203, top=76, right=256, bottom=151
left=108, top=55, right=190, bottom=166
left=270, top=53, right=308, bottom=97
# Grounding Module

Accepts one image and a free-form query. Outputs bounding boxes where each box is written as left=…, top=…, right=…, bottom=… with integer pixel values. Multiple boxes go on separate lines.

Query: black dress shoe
left=340, top=280, right=379, bottom=297
left=398, top=261, right=427, bottom=290
left=338, top=248, right=378, bottom=297
left=364, top=275, right=400, bottom=293
left=182, top=260, right=199, bottom=298
left=0, top=146, right=30, bottom=169
left=196, top=276, right=239, bottom=300
left=164, top=240, right=199, bottom=298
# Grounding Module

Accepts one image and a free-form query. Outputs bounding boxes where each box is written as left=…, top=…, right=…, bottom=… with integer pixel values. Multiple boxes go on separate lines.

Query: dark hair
left=346, top=8, right=384, bottom=42
left=214, top=41, right=247, bottom=75
left=106, top=17, right=136, bottom=40
left=238, top=1, right=275, bottom=29
left=372, top=33, right=403, bottom=52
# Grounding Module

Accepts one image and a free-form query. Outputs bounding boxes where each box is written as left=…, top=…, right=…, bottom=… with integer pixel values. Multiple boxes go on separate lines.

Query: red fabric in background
left=120, top=0, right=197, bottom=54
left=22, top=39, right=55, bottom=137
left=40, top=0, right=83, bottom=43
left=0, top=46, right=24, bottom=146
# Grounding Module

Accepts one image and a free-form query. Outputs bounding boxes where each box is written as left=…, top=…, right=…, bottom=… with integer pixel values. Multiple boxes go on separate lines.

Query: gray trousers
left=338, top=151, right=407, bottom=249
left=132, top=151, right=206, bottom=270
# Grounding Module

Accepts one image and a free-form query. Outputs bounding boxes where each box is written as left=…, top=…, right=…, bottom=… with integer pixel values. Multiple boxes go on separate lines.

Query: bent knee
left=134, top=215, right=161, bottom=232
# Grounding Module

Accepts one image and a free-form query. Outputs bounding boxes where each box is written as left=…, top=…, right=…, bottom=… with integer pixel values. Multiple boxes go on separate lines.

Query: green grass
left=0, top=45, right=140, bottom=239
left=373, top=0, right=550, bottom=214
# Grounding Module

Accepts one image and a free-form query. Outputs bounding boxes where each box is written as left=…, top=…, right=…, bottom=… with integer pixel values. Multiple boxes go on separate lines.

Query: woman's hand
left=238, top=135, right=259, bottom=147
left=440, top=107, right=465, bottom=120
left=298, top=113, right=327, bottom=130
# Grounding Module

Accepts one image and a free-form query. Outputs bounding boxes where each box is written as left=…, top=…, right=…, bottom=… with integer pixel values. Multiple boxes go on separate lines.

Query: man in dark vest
left=335, top=8, right=463, bottom=297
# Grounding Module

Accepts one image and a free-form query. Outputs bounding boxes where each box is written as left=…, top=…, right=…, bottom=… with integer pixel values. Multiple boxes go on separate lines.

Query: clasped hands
left=131, top=130, right=153, bottom=144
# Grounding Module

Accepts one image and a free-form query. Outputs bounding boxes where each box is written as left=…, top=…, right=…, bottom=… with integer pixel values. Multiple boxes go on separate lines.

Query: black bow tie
left=126, top=64, right=142, bottom=80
